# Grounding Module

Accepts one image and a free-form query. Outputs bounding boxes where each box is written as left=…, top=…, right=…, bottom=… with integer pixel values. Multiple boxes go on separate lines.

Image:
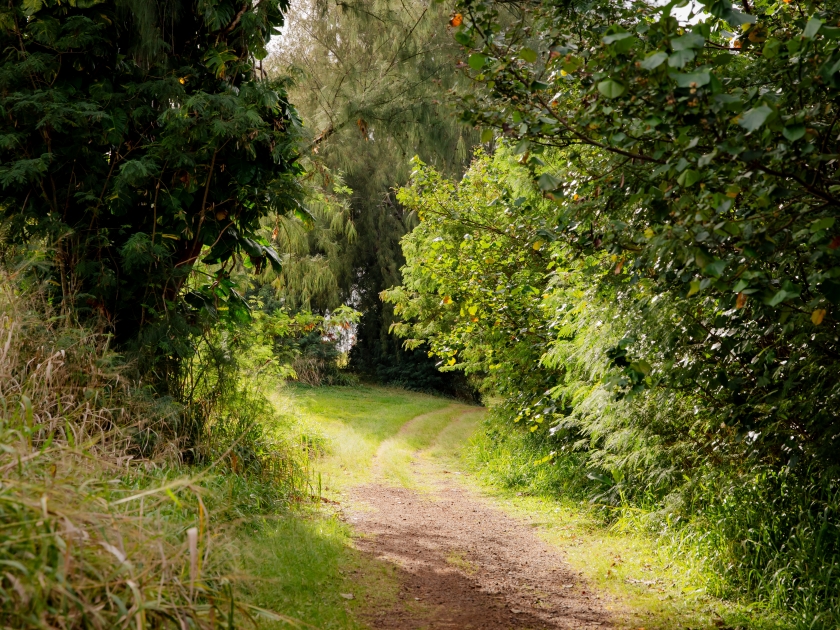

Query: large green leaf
left=519, top=47, right=538, bottom=63
left=668, top=49, right=695, bottom=68
left=671, top=32, right=706, bottom=50
left=738, top=105, right=773, bottom=132
left=603, top=31, right=633, bottom=44
left=597, top=79, right=625, bottom=98
left=803, top=16, right=823, bottom=39
left=640, top=52, right=668, bottom=70
left=468, top=53, right=487, bottom=70
left=782, top=123, right=805, bottom=141
left=669, top=70, right=710, bottom=87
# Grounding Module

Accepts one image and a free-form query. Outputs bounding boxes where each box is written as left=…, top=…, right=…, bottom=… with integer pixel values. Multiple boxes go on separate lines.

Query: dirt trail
left=346, top=408, right=614, bottom=630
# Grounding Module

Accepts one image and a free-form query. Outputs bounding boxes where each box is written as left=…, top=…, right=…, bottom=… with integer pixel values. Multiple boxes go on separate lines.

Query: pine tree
left=272, top=0, right=477, bottom=386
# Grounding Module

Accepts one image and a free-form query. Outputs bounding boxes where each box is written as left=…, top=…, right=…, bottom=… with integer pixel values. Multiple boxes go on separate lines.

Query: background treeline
left=385, top=0, right=840, bottom=626
left=270, top=0, right=480, bottom=394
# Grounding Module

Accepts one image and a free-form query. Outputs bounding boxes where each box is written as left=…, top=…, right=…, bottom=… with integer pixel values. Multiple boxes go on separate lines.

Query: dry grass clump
left=0, top=276, right=296, bottom=629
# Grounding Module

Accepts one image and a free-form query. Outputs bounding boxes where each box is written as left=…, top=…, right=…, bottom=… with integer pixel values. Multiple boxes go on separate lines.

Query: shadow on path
left=348, top=461, right=614, bottom=629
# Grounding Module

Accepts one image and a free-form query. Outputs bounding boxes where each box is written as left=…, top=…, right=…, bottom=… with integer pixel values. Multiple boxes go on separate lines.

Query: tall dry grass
left=0, top=274, right=299, bottom=629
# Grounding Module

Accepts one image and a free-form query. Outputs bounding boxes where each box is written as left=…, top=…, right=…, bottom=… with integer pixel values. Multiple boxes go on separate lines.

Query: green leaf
left=21, top=0, right=43, bottom=15
left=809, top=217, right=835, bottom=233
left=782, top=123, right=806, bottom=142
left=454, top=30, right=472, bottom=46
left=677, top=169, right=701, bottom=187
left=738, top=105, right=773, bottom=132
left=698, top=150, right=717, bottom=167
left=724, top=9, right=756, bottom=26
left=468, top=54, right=487, bottom=71
left=768, top=281, right=802, bottom=306
left=537, top=173, right=562, bottom=191
left=264, top=246, right=283, bottom=273
left=601, top=32, right=633, bottom=44
left=803, top=16, right=823, bottom=39
left=513, top=139, right=530, bottom=154
left=687, top=279, right=701, bottom=296
left=671, top=32, right=706, bottom=50
left=669, top=70, right=711, bottom=88
left=704, top=259, right=727, bottom=278
left=562, top=56, right=583, bottom=73
left=668, top=49, right=696, bottom=68
left=520, top=47, right=538, bottom=63
left=480, top=129, right=494, bottom=143
left=640, top=52, right=668, bottom=70
left=597, top=79, right=625, bottom=98
left=603, top=31, right=633, bottom=44
left=762, top=38, right=782, bottom=59
left=732, top=279, right=749, bottom=293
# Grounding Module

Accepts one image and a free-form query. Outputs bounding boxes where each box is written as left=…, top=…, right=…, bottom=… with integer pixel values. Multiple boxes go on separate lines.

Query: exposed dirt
left=345, top=409, right=614, bottom=630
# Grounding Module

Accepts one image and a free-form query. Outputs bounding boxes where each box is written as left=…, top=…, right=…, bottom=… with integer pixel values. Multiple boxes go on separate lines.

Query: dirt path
left=345, top=408, right=614, bottom=629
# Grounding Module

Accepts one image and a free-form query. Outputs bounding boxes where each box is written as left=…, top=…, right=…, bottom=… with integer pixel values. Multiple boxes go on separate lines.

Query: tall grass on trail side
left=0, top=278, right=302, bottom=629
left=468, top=412, right=840, bottom=630
left=683, top=469, right=840, bottom=628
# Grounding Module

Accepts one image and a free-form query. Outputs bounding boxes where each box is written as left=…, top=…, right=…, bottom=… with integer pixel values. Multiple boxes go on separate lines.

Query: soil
left=345, top=408, right=614, bottom=630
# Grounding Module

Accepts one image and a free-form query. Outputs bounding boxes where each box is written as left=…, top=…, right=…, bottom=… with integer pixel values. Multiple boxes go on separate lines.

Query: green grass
left=268, top=383, right=455, bottom=490
left=374, top=404, right=478, bottom=488
left=238, top=513, right=400, bottom=630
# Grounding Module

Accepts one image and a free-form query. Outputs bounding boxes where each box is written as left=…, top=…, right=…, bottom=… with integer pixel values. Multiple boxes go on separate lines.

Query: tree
left=272, top=0, right=478, bottom=388
left=451, top=0, right=840, bottom=466
left=385, top=149, right=563, bottom=409
left=0, top=0, right=303, bottom=365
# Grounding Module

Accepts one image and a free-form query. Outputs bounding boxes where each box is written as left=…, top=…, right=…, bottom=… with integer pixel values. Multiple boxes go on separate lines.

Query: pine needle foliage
left=271, top=0, right=479, bottom=386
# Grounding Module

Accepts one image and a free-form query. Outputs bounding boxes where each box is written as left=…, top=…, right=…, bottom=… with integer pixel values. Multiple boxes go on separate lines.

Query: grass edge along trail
left=248, top=384, right=785, bottom=630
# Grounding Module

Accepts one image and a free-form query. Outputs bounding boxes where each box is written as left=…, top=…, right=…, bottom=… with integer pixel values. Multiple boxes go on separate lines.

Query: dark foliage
left=0, top=0, right=303, bottom=372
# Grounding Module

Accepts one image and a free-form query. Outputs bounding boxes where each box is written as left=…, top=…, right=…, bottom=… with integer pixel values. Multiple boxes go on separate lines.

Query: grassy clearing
left=268, top=384, right=454, bottom=490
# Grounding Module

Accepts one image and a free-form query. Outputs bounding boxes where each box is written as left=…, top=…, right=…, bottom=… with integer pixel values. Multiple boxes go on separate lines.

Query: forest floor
left=248, top=385, right=771, bottom=630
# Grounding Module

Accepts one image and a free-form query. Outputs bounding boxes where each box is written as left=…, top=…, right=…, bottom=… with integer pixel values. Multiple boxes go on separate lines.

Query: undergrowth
left=468, top=411, right=840, bottom=630
left=0, top=273, right=311, bottom=628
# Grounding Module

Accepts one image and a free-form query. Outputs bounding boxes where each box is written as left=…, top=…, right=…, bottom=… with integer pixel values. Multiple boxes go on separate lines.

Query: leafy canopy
left=0, top=0, right=303, bottom=354
left=450, top=0, right=840, bottom=466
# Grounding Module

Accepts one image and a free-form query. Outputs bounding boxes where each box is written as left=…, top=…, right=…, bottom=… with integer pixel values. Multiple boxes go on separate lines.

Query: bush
left=0, top=272, right=306, bottom=628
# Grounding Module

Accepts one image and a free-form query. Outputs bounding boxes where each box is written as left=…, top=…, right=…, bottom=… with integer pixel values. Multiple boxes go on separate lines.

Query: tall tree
left=272, top=0, right=478, bottom=387
left=0, top=0, right=302, bottom=366
left=450, top=0, right=840, bottom=464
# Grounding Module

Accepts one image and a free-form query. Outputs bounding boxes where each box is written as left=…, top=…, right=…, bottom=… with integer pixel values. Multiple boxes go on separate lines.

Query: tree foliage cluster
left=0, top=0, right=304, bottom=377
left=386, top=0, right=840, bottom=621
left=273, top=0, right=479, bottom=391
